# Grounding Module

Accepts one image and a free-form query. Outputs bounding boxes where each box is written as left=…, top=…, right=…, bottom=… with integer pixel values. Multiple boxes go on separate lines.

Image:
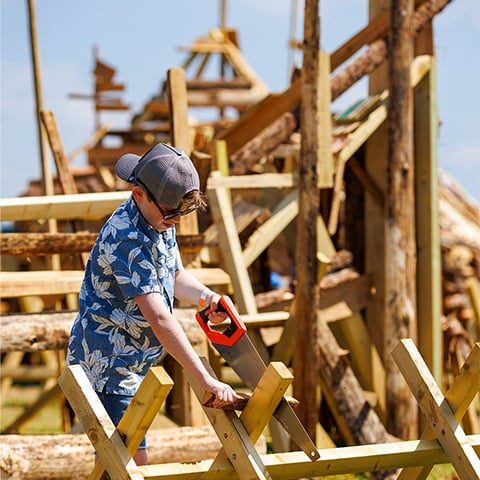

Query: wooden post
left=166, top=67, right=199, bottom=240
left=26, top=0, right=60, bottom=270
left=385, top=0, right=418, bottom=440
left=294, top=0, right=320, bottom=442
left=414, top=57, right=442, bottom=390
left=26, top=0, right=52, bottom=198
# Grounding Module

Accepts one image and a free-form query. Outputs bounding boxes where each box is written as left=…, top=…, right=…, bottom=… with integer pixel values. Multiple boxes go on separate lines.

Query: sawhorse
left=59, top=360, right=296, bottom=480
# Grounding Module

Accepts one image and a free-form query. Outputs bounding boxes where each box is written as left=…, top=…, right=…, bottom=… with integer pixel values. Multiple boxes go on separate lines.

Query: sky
left=1, top=0, right=479, bottom=203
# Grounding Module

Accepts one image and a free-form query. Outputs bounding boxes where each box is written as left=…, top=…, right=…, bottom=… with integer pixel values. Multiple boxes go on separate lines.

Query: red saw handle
left=195, top=296, right=246, bottom=346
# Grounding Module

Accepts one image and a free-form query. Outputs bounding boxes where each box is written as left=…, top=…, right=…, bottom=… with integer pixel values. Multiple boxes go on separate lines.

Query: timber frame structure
left=1, top=0, right=480, bottom=479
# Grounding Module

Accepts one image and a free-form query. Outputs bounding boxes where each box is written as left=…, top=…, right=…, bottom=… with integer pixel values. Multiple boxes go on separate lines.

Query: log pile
left=439, top=171, right=480, bottom=383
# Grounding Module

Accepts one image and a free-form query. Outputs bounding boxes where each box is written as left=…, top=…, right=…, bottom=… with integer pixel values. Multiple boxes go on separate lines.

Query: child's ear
left=132, top=185, right=145, bottom=202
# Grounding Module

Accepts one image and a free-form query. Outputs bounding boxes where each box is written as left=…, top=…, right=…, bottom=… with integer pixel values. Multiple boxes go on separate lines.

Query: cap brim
left=115, top=153, right=141, bottom=182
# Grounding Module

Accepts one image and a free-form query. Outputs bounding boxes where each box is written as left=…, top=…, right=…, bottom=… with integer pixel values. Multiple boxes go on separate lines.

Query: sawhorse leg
left=59, top=365, right=173, bottom=480
left=187, top=359, right=295, bottom=480
left=393, top=340, right=480, bottom=479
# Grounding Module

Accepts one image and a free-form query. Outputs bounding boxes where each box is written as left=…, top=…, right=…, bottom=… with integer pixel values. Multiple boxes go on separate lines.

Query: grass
left=0, top=384, right=460, bottom=479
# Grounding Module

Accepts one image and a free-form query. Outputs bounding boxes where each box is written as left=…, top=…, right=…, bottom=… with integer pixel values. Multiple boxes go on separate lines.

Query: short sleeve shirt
left=66, top=197, right=182, bottom=394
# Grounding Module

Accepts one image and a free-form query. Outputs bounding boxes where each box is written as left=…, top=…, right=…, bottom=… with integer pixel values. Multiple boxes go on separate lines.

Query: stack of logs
left=439, top=171, right=480, bottom=386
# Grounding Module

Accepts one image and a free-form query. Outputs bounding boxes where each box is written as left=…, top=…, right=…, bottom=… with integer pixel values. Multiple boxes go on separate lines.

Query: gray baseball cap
left=115, top=143, right=200, bottom=209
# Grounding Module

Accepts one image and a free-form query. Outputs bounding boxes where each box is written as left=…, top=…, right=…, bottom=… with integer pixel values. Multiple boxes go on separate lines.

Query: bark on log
left=0, top=426, right=266, bottom=480
left=317, top=313, right=397, bottom=480
left=230, top=112, right=298, bottom=175
left=1, top=232, right=97, bottom=256
left=0, top=309, right=203, bottom=354
left=384, top=0, right=418, bottom=440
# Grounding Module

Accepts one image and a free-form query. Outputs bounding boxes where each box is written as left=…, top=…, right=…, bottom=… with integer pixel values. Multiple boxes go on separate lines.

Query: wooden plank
left=91, top=366, right=174, bottom=480
left=40, top=110, right=78, bottom=195
left=207, top=171, right=257, bottom=314
left=138, top=436, right=480, bottom=479
left=397, top=342, right=480, bottom=480
left=392, top=339, right=480, bottom=478
left=58, top=365, right=144, bottom=480
left=0, top=191, right=129, bottom=222
left=317, top=51, right=334, bottom=189
left=207, top=172, right=296, bottom=190
left=414, top=55, right=442, bottom=386
left=0, top=270, right=84, bottom=297
left=167, top=66, right=199, bottom=243
left=0, top=268, right=230, bottom=299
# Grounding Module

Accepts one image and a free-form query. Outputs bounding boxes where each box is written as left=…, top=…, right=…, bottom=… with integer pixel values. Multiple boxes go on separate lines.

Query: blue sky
left=1, top=0, right=479, bottom=202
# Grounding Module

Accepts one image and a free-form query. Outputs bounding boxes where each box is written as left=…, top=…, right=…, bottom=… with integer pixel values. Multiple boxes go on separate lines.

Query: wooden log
left=1, top=232, right=205, bottom=257
left=384, top=0, right=418, bottom=441
left=1, top=232, right=97, bottom=256
left=293, top=0, right=322, bottom=444
left=316, top=312, right=396, bottom=480
left=230, top=112, right=298, bottom=175
left=0, top=309, right=205, bottom=354
left=0, top=426, right=265, bottom=480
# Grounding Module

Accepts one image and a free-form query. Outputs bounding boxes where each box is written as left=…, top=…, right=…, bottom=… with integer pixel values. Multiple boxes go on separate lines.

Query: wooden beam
left=384, top=0, right=418, bottom=440
left=138, top=436, right=480, bottom=479
left=206, top=171, right=257, bottom=314
left=40, top=110, right=78, bottom=194
left=0, top=191, right=129, bottom=222
left=294, top=0, right=321, bottom=443
left=317, top=51, right=334, bottom=188
left=0, top=268, right=230, bottom=299
left=206, top=172, right=295, bottom=190
left=0, top=270, right=84, bottom=298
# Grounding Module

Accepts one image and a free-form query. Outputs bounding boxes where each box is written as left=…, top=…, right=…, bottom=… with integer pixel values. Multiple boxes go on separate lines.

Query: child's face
left=132, top=186, right=182, bottom=232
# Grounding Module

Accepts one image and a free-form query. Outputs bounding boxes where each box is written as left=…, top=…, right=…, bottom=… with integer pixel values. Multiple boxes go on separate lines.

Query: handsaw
left=196, top=296, right=320, bottom=461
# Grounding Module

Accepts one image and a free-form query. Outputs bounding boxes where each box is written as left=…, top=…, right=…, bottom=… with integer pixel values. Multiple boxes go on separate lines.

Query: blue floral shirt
left=66, top=197, right=182, bottom=394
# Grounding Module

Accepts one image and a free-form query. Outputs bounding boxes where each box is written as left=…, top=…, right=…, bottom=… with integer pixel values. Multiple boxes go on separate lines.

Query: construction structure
left=1, top=0, right=480, bottom=478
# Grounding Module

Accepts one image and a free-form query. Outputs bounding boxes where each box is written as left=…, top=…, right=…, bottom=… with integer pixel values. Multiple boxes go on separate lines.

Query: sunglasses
left=135, top=179, right=199, bottom=221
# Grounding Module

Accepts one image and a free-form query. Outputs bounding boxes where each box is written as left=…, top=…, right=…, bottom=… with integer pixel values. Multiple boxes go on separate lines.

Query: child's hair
left=183, top=190, right=207, bottom=211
